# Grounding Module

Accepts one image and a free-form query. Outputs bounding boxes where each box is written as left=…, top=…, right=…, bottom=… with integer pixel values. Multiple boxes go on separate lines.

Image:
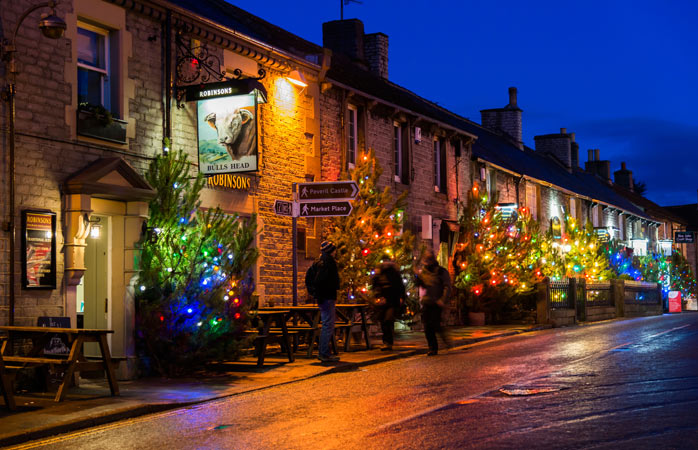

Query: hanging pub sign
left=495, top=203, right=518, bottom=224
left=551, top=216, right=562, bottom=240
left=21, top=210, right=57, bottom=289
left=188, top=80, right=266, bottom=176
left=675, top=231, right=694, bottom=244
left=594, top=227, right=611, bottom=242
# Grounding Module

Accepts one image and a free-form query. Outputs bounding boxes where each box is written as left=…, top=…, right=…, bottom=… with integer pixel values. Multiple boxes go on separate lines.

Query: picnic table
left=0, top=326, right=119, bottom=411
left=248, top=310, right=294, bottom=367
left=256, top=303, right=371, bottom=356
left=335, top=303, right=371, bottom=351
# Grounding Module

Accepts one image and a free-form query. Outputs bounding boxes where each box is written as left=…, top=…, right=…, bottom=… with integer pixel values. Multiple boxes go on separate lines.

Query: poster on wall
left=197, top=91, right=258, bottom=175
left=21, top=210, right=57, bottom=289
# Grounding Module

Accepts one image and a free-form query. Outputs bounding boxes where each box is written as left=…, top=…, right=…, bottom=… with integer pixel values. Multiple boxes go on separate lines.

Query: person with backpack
left=305, top=240, right=341, bottom=362
left=371, top=258, right=406, bottom=351
left=414, top=248, right=452, bottom=356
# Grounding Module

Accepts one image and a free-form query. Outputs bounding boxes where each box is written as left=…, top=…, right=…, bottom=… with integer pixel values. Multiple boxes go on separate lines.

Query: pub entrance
left=77, top=214, right=111, bottom=356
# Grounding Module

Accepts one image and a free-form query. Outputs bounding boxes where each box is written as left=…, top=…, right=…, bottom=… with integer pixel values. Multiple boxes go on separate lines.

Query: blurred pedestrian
left=371, top=258, right=406, bottom=351
left=305, top=240, right=341, bottom=362
left=414, top=249, right=452, bottom=355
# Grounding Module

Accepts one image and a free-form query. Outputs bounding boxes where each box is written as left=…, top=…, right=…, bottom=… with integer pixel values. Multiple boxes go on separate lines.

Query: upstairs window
left=433, top=138, right=447, bottom=193
left=77, top=23, right=112, bottom=114
left=393, top=122, right=409, bottom=184
left=347, top=105, right=358, bottom=169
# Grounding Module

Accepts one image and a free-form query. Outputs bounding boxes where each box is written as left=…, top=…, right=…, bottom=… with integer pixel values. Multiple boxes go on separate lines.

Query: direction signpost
left=273, top=199, right=294, bottom=217
left=279, top=181, right=359, bottom=306
left=297, top=181, right=359, bottom=201
left=299, top=201, right=352, bottom=217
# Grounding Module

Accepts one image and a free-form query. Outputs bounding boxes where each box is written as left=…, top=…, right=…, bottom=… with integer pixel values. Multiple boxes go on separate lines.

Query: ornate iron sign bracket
left=175, top=31, right=266, bottom=107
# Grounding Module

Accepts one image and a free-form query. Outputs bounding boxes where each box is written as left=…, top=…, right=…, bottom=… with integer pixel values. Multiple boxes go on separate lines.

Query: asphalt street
left=11, top=314, right=698, bottom=450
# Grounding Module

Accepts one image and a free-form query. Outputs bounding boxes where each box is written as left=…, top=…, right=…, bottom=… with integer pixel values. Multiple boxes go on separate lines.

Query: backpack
left=305, top=259, right=324, bottom=298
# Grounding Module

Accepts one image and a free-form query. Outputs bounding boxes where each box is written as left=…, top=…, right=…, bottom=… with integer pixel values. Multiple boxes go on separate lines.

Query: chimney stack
left=323, top=19, right=389, bottom=79
left=585, top=148, right=612, bottom=183
left=481, top=87, right=523, bottom=150
left=508, top=87, right=518, bottom=107
left=534, top=128, right=573, bottom=171
left=614, top=161, right=634, bottom=191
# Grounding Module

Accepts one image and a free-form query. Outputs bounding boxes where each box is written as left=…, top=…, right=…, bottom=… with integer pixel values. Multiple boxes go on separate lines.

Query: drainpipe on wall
left=163, top=9, right=172, bottom=147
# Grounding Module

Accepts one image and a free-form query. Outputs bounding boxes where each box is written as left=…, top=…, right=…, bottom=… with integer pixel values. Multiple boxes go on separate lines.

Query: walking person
left=305, top=241, right=340, bottom=362
left=414, top=249, right=452, bottom=356
left=371, top=258, right=406, bottom=351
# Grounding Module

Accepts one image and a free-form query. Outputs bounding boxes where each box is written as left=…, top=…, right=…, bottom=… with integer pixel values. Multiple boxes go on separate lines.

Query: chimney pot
left=588, top=149, right=593, bottom=161
left=560, top=127, right=567, bottom=134
left=594, top=149, right=600, bottom=161
left=570, top=132, right=575, bottom=142
left=508, top=87, right=518, bottom=107
left=621, top=161, right=627, bottom=170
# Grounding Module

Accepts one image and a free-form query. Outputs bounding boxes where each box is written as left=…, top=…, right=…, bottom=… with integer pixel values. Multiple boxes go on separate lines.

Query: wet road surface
left=12, top=314, right=698, bottom=449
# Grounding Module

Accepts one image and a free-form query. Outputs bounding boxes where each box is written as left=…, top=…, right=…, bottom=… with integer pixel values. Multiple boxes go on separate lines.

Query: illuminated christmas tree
left=453, top=187, right=544, bottom=318
left=540, top=217, right=613, bottom=282
left=136, top=150, right=258, bottom=376
left=602, top=240, right=643, bottom=281
left=325, top=148, right=416, bottom=316
left=668, top=251, right=697, bottom=298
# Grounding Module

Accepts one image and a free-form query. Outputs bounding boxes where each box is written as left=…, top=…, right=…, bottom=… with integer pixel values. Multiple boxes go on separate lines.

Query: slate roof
left=175, top=0, right=651, bottom=220
left=612, top=184, right=686, bottom=225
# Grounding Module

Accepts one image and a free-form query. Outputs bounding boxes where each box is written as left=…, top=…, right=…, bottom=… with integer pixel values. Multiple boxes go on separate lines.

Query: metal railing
left=550, top=279, right=574, bottom=309
left=585, top=282, right=613, bottom=307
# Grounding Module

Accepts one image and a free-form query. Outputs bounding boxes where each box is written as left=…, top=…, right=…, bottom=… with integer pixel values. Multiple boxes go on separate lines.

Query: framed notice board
left=21, top=210, right=57, bottom=289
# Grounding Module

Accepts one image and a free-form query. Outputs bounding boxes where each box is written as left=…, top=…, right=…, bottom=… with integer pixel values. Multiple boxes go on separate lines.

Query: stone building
left=1, top=0, right=325, bottom=378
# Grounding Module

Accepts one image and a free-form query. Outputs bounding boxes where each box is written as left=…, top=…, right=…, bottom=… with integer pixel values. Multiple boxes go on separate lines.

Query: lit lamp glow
left=286, top=69, right=307, bottom=88
left=90, top=224, right=101, bottom=239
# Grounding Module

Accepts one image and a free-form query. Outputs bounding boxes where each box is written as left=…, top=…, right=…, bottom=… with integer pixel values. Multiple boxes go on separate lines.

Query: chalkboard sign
left=37, top=316, right=71, bottom=355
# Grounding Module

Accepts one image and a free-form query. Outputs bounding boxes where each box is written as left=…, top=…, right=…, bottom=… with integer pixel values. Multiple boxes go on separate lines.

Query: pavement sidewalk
left=0, top=323, right=549, bottom=447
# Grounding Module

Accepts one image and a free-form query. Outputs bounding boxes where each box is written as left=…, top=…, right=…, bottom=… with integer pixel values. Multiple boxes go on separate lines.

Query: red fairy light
left=362, top=248, right=370, bottom=256
left=233, top=298, right=240, bottom=304
left=160, top=316, right=164, bottom=322
left=234, top=313, right=241, bottom=319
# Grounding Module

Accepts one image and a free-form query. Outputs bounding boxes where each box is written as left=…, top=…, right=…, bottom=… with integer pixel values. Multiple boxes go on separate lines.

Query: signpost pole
left=292, top=183, right=298, bottom=306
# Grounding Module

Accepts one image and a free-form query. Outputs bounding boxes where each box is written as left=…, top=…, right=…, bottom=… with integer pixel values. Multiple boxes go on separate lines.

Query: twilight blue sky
left=231, top=0, right=698, bottom=206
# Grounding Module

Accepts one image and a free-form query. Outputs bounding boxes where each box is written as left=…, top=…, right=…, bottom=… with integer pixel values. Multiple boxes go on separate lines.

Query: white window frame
left=393, top=121, right=403, bottom=183
left=77, top=21, right=111, bottom=112
left=433, top=138, right=441, bottom=192
left=347, top=105, right=358, bottom=169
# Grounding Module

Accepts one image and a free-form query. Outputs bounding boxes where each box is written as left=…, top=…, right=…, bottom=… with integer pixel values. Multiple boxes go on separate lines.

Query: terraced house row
left=2, top=0, right=695, bottom=378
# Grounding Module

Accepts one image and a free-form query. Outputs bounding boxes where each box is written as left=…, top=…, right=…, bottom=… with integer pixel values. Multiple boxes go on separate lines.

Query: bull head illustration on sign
left=204, top=108, right=256, bottom=160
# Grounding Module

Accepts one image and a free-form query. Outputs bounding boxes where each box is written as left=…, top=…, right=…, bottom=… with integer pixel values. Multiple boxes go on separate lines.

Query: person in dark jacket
left=371, top=259, right=406, bottom=351
left=310, top=241, right=341, bottom=362
left=414, top=249, right=452, bottom=355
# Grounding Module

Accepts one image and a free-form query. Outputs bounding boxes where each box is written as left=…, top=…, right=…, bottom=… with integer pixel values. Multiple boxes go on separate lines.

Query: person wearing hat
left=306, top=240, right=341, bottom=362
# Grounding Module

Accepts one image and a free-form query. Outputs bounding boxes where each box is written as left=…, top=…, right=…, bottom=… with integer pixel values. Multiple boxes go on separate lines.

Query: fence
left=537, top=278, right=662, bottom=326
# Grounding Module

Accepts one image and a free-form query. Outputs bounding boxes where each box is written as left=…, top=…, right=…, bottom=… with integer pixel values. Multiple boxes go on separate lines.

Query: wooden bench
left=0, top=326, right=119, bottom=410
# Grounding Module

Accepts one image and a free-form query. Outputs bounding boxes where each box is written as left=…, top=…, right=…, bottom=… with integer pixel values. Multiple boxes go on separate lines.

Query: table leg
left=360, top=308, right=370, bottom=350
left=56, top=335, right=84, bottom=402
left=0, top=357, right=16, bottom=411
left=307, top=311, right=321, bottom=358
left=256, top=316, right=272, bottom=367
left=278, top=319, right=294, bottom=363
left=97, top=334, right=120, bottom=396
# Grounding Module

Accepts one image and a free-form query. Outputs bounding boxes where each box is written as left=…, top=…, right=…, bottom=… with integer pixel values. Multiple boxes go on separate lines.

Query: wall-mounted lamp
left=286, top=69, right=307, bottom=88
left=84, top=213, right=101, bottom=239
left=90, top=224, right=101, bottom=239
